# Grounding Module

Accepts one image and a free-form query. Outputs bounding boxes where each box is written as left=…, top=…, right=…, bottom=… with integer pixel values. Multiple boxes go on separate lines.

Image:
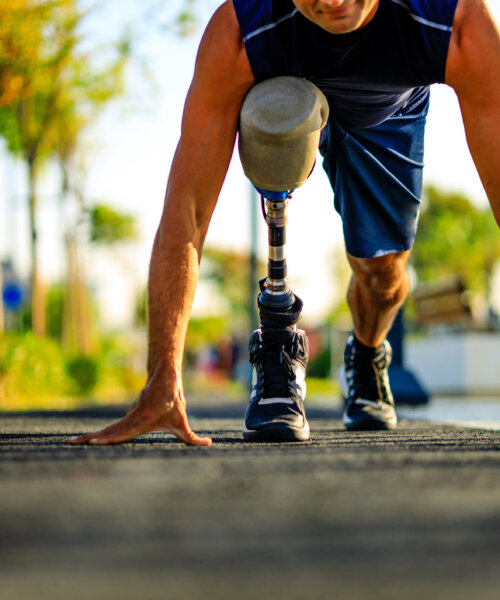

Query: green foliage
left=306, top=377, right=340, bottom=397
left=0, top=1, right=79, bottom=161
left=200, top=246, right=265, bottom=323
left=0, top=0, right=131, bottom=335
left=186, top=316, right=230, bottom=351
left=94, top=334, right=146, bottom=399
left=89, top=204, right=138, bottom=244
left=0, top=0, right=45, bottom=106
left=65, top=355, right=99, bottom=394
left=46, top=284, right=65, bottom=339
left=19, top=282, right=94, bottom=344
left=412, top=186, right=500, bottom=296
left=0, top=330, right=147, bottom=410
left=307, top=344, right=331, bottom=378
left=134, top=290, right=231, bottom=361
left=0, top=332, right=71, bottom=410
left=0, top=0, right=130, bottom=164
left=172, top=0, right=199, bottom=37
left=135, top=287, right=148, bottom=328
left=325, top=245, right=352, bottom=327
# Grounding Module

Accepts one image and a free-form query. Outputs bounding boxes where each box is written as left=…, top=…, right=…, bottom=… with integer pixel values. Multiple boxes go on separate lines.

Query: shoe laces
left=250, top=332, right=298, bottom=398
left=345, top=338, right=392, bottom=402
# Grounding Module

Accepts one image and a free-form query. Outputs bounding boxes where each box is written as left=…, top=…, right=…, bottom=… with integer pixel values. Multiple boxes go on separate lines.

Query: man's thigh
left=319, top=94, right=430, bottom=259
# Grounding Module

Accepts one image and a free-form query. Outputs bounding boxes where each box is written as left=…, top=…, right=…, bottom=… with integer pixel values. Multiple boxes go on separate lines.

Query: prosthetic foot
left=243, top=198, right=309, bottom=442
left=239, top=77, right=329, bottom=442
left=244, top=324, right=309, bottom=442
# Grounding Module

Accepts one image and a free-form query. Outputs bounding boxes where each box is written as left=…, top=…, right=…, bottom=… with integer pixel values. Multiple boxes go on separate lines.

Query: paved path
left=1, top=405, right=499, bottom=599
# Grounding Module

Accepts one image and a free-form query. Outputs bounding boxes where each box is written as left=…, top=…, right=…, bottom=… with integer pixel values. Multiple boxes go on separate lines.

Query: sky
left=1, top=0, right=499, bottom=327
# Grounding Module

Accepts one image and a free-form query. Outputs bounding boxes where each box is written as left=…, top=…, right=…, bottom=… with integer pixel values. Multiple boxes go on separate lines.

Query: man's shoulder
left=191, top=2, right=254, bottom=108
left=448, top=0, right=498, bottom=56
left=199, top=1, right=248, bottom=69
left=450, top=0, right=468, bottom=31
left=449, top=0, right=490, bottom=34
left=207, top=1, right=243, bottom=45
left=445, top=0, right=499, bottom=91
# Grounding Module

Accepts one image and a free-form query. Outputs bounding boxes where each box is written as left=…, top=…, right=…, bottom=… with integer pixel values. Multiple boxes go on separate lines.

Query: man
left=70, top=0, right=500, bottom=446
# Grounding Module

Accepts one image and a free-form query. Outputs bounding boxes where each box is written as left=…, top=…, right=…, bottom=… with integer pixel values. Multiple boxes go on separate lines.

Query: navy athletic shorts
left=319, top=90, right=430, bottom=259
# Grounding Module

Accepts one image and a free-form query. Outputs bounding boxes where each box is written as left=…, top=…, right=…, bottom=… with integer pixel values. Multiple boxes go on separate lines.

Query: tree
left=0, top=0, right=211, bottom=339
left=0, top=0, right=80, bottom=334
left=89, top=204, right=138, bottom=244
left=412, top=185, right=500, bottom=302
left=53, top=44, right=130, bottom=354
left=0, top=0, right=129, bottom=336
left=0, top=0, right=48, bottom=106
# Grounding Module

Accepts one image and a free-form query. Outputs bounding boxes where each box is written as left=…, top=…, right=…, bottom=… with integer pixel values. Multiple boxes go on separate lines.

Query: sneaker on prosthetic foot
left=339, top=335, right=397, bottom=431
left=243, top=327, right=310, bottom=442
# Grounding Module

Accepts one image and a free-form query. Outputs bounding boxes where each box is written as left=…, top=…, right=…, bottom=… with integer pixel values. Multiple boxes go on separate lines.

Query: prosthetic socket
left=239, top=77, right=329, bottom=327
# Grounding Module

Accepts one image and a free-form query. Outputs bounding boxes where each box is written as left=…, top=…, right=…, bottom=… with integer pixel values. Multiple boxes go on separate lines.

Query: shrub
left=0, top=333, right=71, bottom=410
left=65, top=355, right=99, bottom=394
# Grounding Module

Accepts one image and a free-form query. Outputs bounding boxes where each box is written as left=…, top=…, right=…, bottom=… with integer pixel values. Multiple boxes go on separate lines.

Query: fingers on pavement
left=68, top=413, right=147, bottom=445
left=166, top=409, right=212, bottom=446
left=173, top=426, right=213, bottom=446
left=68, top=411, right=212, bottom=446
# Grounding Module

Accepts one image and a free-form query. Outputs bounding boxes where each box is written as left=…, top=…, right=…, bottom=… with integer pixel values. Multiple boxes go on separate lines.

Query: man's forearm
left=145, top=200, right=204, bottom=384
left=459, top=100, right=500, bottom=225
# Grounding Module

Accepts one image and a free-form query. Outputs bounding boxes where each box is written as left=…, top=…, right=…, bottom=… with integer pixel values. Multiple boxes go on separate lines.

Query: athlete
left=70, top=0, right=500, bottom=445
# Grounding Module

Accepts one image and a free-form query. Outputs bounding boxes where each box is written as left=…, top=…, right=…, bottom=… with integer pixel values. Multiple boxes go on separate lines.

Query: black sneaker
left=243, top=327, right=309, bottom=442
left=339, top=335, right=397, bottom=431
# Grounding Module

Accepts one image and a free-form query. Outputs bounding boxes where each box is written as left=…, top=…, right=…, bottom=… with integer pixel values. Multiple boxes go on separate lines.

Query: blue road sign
left=2, top=283, right=24, bottom=310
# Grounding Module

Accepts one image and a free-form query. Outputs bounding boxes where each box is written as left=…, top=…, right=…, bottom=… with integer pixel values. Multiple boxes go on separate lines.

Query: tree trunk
left=28, top=159, right=46, bottom=336
left=60, top=162, right=96, bottom=355
left=63, top=233, right=96, bottom=356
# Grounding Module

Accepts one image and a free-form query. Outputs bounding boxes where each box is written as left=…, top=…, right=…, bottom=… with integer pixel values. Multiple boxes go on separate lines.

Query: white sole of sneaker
left=243, top=421, right=310, bottom=443
left=343, top=412, right=397, bottom=431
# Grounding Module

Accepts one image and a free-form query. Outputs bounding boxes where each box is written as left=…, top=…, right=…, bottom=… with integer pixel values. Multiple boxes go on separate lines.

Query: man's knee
left=347, top=251, right=410, bottom=296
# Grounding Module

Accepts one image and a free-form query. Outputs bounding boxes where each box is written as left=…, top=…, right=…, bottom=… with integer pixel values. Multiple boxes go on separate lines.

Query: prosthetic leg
left=257, top=189, right=301, bottom=326
left=239, top=77, right=329, bottom=442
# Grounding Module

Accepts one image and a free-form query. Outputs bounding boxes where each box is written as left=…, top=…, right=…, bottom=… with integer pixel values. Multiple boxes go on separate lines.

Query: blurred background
left=1, top=0, right=500, bottom=416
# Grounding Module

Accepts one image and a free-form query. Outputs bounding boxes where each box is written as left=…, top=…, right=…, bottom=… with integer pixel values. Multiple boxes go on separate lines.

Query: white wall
left=407, top=333, right=500, bottom=395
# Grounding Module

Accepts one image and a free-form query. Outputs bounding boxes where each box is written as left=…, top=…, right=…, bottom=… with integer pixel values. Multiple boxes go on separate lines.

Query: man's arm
left=446, top=0, right=500, bottom=223
left=70, top=1, right=254, bottom=445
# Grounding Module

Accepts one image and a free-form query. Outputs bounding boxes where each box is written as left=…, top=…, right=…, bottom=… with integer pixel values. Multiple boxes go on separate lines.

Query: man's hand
left=68, top=376, right=212, bottom=446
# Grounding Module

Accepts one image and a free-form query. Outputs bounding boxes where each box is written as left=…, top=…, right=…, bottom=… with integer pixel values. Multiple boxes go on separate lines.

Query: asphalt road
left=1, top=404, right=499, bottom=600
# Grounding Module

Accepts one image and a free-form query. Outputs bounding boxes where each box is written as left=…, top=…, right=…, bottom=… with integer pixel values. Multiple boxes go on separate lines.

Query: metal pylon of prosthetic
left=258, top=190, right=296, bottom=313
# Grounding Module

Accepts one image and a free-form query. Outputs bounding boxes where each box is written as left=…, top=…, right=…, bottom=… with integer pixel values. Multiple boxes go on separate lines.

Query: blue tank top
left=233, top=0, right=458, bottom=128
